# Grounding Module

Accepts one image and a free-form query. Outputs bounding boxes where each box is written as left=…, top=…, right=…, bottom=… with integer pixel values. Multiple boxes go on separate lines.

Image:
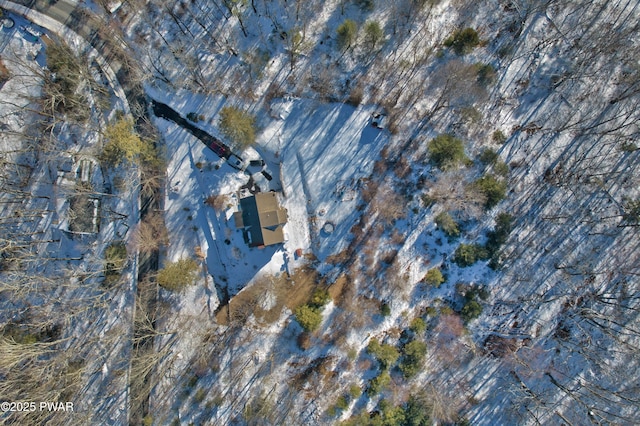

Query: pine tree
left=364, top=20, right=383, bottom=51
left=218, top=106, right=256, bottom=150
left=336, top=19, right=358, bottom=51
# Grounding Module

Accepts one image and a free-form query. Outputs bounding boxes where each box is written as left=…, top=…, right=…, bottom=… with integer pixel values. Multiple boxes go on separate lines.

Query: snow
left=2, top=0, right=639, bottom=423
left=136, top=0, right=640, bottom=418
left=0, top=6, right=147, bottom=422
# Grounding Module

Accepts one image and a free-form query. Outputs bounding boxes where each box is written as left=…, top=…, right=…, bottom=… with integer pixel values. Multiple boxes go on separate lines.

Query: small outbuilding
left=233, top=192, right=288, bottom=247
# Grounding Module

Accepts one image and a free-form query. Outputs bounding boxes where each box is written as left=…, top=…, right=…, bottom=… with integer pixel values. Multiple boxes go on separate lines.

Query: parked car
left=207, top=141, right=227, bottom=158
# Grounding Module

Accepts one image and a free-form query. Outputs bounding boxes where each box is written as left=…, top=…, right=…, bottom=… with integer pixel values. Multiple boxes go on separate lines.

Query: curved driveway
left=0, top=0, right=130, bottom=114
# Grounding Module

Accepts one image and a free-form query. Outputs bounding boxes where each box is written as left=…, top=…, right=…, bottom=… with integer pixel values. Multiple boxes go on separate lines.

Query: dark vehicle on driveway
left=207, top=140, right=228, bottom=158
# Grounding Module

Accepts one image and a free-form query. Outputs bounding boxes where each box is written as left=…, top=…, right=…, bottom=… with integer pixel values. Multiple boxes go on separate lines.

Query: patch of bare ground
left=289, top=355, right=337, bottom=393
left=0, top=58, right=10, bottom=87
left=328, top=273, right=348, bottom=302
left=215, top=265, right=322, bottom=326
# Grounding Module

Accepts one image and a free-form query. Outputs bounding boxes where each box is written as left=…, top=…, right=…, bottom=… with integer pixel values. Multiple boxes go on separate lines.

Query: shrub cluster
left=337, top=19, right=358, bottom=50
left=367, top=338, right=400, bottom=370
left=474, top=174, right=507, bottom=209
left=475, top=63, right=497, bottom=86
left=366, top=371, right=391, bottom=397
left=157, top=257, right=199, bottom=291
left=295, top=288, right=331, bottom=332
left=453, top=243, right=488, bottom=267
left=218, top=106, right=256, bottom=150
left=342, top=395, right=432, bottom=426
left=434, top=211, right=460, bottom=238
left=428, top=134, right=467, bottom=170
left=479, top=148, right=509, bottom=176
left=423, top=268, right=445, bottom=287
left=444, top=27, right=480, bottom=55
left=485, top=212, right=513, bottom=264
left=102, top=118, right=158, bottom=168
left=399, top=340, right=427, bottom=378
left=104, top=242, right=127, bottom=286
left=458, top=285, right=487, bottom=323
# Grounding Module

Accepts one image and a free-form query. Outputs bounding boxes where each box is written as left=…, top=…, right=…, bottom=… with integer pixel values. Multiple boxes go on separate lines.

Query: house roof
left=234, top=192, right=287, bottom=247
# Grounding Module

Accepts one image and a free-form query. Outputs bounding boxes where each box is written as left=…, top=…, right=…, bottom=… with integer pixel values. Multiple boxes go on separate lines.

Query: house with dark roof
left=233, top=192, right=288, bottom=247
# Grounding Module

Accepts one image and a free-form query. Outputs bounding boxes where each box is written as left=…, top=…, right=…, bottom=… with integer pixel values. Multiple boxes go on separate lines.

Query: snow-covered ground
left=131, top=0, right=640, bottom=423
left=3, top=0, right=639, bottom=423
left=0, top=15, right=138, bottom=424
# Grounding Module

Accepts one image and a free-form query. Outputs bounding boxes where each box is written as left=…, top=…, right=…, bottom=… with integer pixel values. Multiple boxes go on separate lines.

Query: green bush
left=336, top=395, right=349, bottom=411
left=295, top=304, right=323, bottom=332
left=434, top=211, right=460, bottom=238
left=102, top=118, right=158, bottom=167
left=404, top=394, right=431, bottom=425
left=461, top=299, right=482, bottom=322
left=218, top=106, right=256, bottom=150
left=409, top=317, right=427, bottom=335
left=423, top=268, right=445, bottom=287
left=349, top=384, right=362, bottom=399
left=399, top=340, right=427, bottom=378
left=460, top=106, right=482, bottom=124
left=157, top=258, right=199, bottom=291
left=492, top=129, right=507, bottom=144
left=380, top=302, right=391, bottom=317
left=186, top=112, right=200, bottom=122
left=621, top=141, right=638, bottom=152
left=364, top=20, right=384, bottom=50
left=428, top=134, right=467, bottom=170
left=421, top=194, right=436, bottom=208
left=485, top=212, right=513, bottom=259
left=376, top=399, right=407, bottom=425
left=493, top=160, right=510, bottom=177
left=104, top=242, right=127, bottom=285
left=367, top=338, right=400, bottom=370
left=367, top=371, right=391, bottom=396
left=479, top=148, right=499, bottom=165
left=453, top=243, right=488, bottom=267
left=2, top=324, right=40, bottom=345
left=474, top=175, right=507, bottom=208
left=194, top=388, right=207, bottom=403
left=475, top=63, right=497, bottom=86
left=444, top=27, right=480, bottom=55
left=310, top=287, right=331, bottom=308
left=479, top=149, right=509, bottom=177
left=337, top=19, right=358, bottom=50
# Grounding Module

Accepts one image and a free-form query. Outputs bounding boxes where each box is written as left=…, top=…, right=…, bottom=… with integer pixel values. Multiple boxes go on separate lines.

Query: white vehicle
left=226, top=154, right=246, bottom=171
